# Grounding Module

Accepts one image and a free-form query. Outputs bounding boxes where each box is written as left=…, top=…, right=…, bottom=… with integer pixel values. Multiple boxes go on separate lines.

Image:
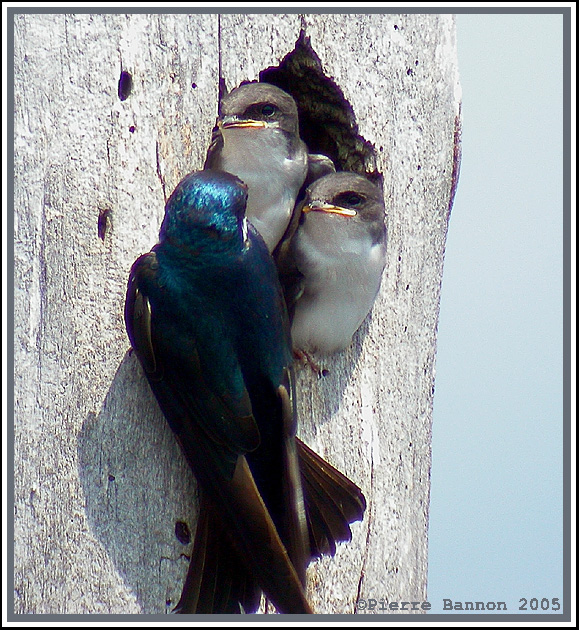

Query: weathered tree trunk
left=13, top=13, right=460, bottom=615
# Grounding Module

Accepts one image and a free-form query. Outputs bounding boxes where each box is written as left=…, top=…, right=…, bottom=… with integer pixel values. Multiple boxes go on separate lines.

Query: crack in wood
left=155, top=140, right=167, bottom=204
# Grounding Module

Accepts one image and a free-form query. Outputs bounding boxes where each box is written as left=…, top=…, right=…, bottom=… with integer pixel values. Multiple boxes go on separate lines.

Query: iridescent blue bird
left=125, top=170, right=365, bottom=614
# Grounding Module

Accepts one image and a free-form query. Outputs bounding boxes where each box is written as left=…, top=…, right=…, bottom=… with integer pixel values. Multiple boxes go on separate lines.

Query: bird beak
left=302, top=202, right=357, bottom=217
left=219, top=116, right=269, bottom=130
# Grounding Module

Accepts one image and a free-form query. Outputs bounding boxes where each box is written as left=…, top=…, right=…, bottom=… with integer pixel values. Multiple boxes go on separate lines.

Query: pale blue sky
left=428, top=13, right=565, bottom=615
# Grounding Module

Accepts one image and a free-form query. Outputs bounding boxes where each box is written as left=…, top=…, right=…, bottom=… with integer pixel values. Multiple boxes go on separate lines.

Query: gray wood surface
left=13, top=12, right=460, bottom=615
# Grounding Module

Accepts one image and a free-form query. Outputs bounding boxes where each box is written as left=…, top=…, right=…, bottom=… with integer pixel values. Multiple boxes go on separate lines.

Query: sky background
left=427, top=13, right=565, bottom=615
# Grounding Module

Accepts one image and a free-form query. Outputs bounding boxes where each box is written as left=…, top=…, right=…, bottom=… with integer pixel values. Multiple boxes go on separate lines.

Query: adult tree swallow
left=125, top=170, right=310, bottom=614
left=125, top=170, right=365, bottom=614
left=204, top=82, right=309, bottom=252
left=282, top=172, right=387, bottom=356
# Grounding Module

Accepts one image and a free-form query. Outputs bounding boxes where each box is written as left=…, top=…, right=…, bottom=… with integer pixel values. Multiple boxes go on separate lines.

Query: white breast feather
left=291, top=215, right=386, bottom=354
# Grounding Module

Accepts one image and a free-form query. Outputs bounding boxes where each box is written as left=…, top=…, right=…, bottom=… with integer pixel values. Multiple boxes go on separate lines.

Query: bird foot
left=293, top=350, right=329, bottom=378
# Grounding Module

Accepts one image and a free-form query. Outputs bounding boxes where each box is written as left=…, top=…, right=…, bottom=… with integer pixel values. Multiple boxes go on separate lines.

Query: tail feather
left=174, top=492, right=261, bottom=614
left=175, top=441, right=366, bottom=613
left=297, top=439, right=366, bottom=559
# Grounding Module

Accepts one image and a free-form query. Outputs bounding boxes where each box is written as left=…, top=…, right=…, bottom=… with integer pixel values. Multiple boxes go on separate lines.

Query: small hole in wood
left=118, top=70, right=132, bottom=101
left=175, top=520, right=191, bottom=545
left=97, top=207, right=112, bottom=241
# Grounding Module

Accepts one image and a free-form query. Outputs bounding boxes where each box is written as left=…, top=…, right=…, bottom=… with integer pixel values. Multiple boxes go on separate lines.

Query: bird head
left=218, top=83, right=300, bottom=137
left=300, top=172, right=386, bottom=246
left=160, top=170, right=249, bottom=249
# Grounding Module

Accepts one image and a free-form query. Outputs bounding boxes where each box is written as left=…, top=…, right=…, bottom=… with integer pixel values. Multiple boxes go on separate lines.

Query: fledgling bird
left=125, top=170, right=366, bottom=614
left=204, top=82, right=309, bottom=252
left=282, top=172, right=387, bottom=356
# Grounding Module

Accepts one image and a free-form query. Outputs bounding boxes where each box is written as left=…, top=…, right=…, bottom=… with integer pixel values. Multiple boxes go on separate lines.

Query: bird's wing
left=203, top=122, right=224, bottom=170
left=174, top=439, right=366, bottom=613
left=125, top=252, right=260, bottom=459
left=276, top=372, right=310, bottom=585
left=272, top=211, right=306, bottom=323
left=125, top=252, right=312, bottom=614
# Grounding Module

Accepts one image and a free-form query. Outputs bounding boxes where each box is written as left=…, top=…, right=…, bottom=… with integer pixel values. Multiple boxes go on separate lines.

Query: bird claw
left=293, top=350, right=329, bottom=378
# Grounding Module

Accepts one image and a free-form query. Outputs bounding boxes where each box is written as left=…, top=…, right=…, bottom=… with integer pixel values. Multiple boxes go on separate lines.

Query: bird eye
left=261, top=104, right=277, bottom=117
left=343, top=193, right=363, bottom=207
